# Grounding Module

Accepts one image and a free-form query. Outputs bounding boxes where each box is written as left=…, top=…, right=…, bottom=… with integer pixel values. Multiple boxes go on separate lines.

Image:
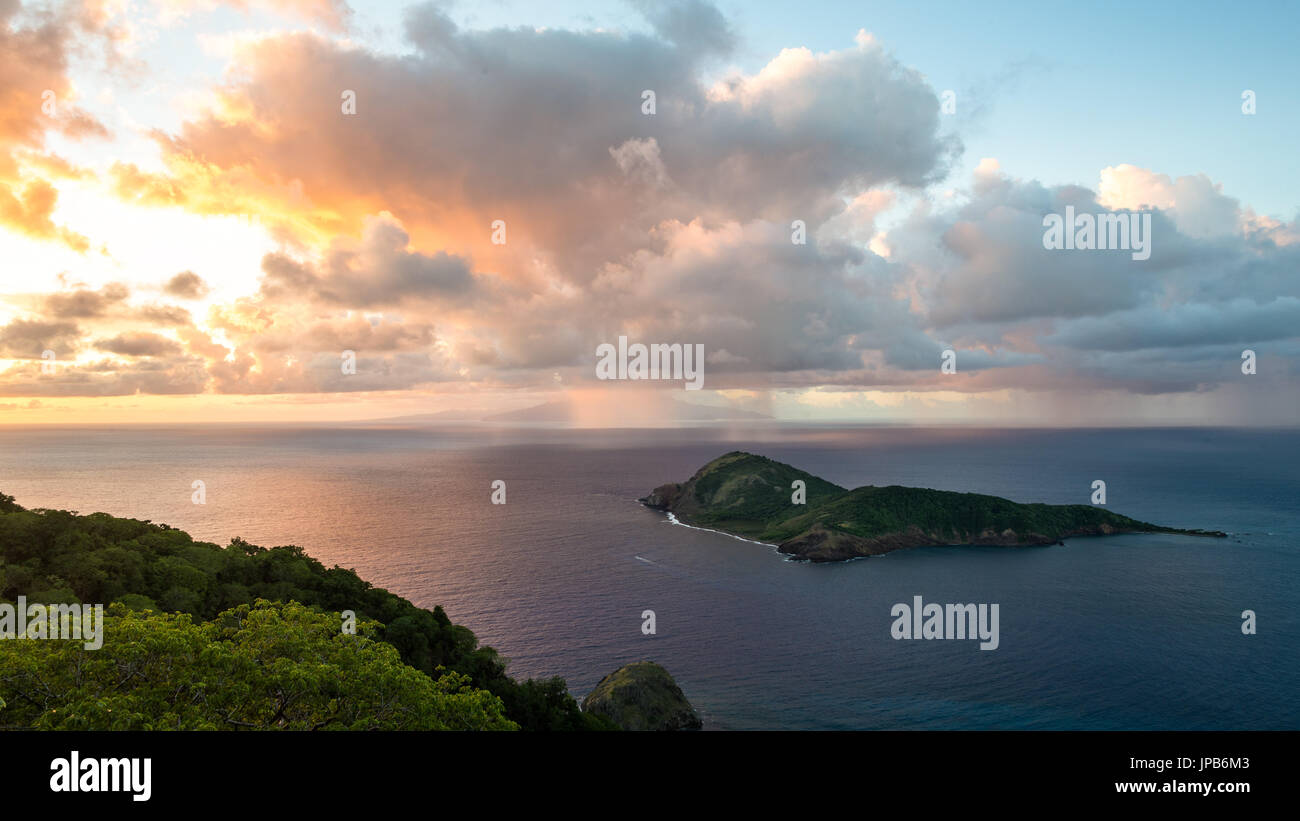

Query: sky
left=0, top=0, right=1296, bottom=425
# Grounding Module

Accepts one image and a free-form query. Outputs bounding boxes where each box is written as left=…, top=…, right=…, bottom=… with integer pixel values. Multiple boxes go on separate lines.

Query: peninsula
left=641, top=452, right=1226, bottom=562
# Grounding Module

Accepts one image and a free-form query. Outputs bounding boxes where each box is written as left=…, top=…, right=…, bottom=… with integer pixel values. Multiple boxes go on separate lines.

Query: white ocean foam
left=664, top=511, right=780, bottom=547
left=659, top=509, right=875, bottom=564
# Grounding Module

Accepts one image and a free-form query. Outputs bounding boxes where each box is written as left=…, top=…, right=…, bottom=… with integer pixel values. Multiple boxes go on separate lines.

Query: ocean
left=1, top=424, right=1296, bottom=730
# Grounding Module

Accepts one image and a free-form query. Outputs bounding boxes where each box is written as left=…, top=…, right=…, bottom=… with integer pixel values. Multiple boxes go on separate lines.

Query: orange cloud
left=0, top=1, right=112, bottom=251
left=0, top=177, right=90, bottom=251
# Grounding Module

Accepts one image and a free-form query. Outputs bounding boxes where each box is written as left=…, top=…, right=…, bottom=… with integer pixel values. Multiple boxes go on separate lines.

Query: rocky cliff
left=582, top=661, right=702, bottom=731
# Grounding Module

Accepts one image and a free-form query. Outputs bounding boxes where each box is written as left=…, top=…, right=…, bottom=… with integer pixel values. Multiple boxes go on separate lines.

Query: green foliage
left=764, top=485, right=1164, bottom=543
left=0, top=601, right=516, bottom=730
left=0, top=498, right=604, bottom=730
left=116, top=593, right=159, bottom=611
left=490, top=675, right=619, bottom=731
left=684, top=452, right=847, bottom=534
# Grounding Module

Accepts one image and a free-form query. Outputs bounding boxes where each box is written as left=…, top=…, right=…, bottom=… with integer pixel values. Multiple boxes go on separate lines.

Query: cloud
left=1, top=2, right=1294, bottom=418
left=43, top=283, right=131, bottom=318
left=116, top=7, right=956, bottom=285
left=888, top=161, right=1297, bottom=329
left=0, top=0, right=113, bottom=250
left=869, top=161, right=1300, bottom=395
left=164, top=271, right=210, bottom=299
left=258, top=214, right=479, bottom=307
left=203, top=347, right=460, bottom=395
left=1047, top=298, right=1300, bottom=352
left=631, top=0, right=735, bottom=56
left=0, top=178, right=91, bottom=250
left=94, top=331, right=184, bottom=357
left=0, top=318, right=82, bottom=358
left=78, top=5, right=965, bottom=394
left=609, top=138, right=671, bottom=188
left=1097, top=164, right=1241, bottom=239
left=134, top=303, right=194, bottom=325
left=0, top=354, right=210, bottom=396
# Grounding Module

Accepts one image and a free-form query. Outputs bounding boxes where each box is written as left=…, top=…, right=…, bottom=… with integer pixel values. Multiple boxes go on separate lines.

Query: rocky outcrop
left=640, top=483, right=682, bottom=511
left=581, top=661, right=702, bottom=731
left=774, top=523, right=1215, bottom=562
left=777, top=523, right=941, bottom=561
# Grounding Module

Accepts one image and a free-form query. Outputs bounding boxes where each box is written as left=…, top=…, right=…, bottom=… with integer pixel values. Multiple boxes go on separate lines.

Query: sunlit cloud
left=0, top=0, right=1296, bottom=424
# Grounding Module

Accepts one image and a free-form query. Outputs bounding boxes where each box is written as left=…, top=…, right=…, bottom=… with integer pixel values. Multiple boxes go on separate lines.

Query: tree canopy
left=0, top=493, right=614, bottom=730
left=0, top=600, right=516, bottom=730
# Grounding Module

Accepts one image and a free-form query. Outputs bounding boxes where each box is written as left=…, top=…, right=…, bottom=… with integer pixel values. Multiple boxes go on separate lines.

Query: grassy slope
left=674, top=452, right=847, bottom=535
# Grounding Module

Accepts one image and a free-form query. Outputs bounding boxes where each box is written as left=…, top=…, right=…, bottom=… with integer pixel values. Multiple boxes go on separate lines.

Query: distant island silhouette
left=642, top=452, right=1226, bottom=562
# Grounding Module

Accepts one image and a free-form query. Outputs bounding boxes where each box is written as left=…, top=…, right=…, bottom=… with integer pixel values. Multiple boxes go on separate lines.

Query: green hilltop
left=641, top=452, right=1225, bottom=562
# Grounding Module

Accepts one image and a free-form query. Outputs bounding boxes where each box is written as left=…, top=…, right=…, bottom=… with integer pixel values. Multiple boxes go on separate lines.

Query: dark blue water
left=1, top=424, right=1296, bottom=729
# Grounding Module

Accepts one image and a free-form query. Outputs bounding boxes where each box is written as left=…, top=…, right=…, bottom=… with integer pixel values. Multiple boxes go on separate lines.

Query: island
left=641, top=452, right=1227, bottom=562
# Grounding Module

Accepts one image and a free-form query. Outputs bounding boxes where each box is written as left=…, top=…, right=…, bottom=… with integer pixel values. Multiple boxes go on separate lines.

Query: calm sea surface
left=1, top=424, right=1296, bottom=729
